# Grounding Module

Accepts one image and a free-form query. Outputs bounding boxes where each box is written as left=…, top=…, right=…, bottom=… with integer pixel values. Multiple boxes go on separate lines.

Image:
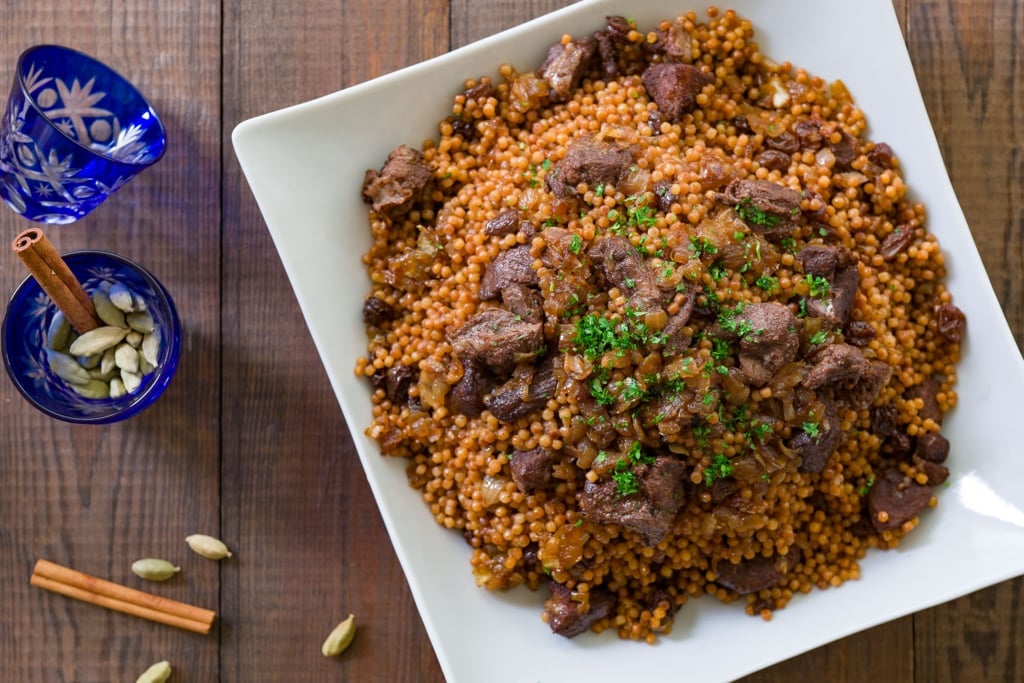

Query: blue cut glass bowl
left=0, top=45, right=167, bottom=223
left=2, top=251, right=181, bottom=423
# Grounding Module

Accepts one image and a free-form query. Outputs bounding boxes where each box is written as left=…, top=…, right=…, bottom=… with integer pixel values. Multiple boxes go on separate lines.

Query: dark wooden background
left=0, top=1, right=1019, bottom=681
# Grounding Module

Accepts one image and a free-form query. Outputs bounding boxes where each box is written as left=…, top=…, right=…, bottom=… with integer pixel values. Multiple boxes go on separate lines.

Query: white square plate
left=232, top=1, right=1024, bottom=680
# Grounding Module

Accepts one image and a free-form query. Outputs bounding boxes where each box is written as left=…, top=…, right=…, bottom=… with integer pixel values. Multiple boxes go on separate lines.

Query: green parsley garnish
left=754, top=274, right=779, bottom=292
left=808, top=329, right=828, bottom=345
left=858, top=476, right=876, bottom=496
left=612, top=470, right=639, bottom=496
left=703, top=454, right=734, bottom=486
left=708, top=261, right=728, bottom=281
left=568, top=234, right=583, bottom=254
left=594, top=183, right=605, bottom=197
left=689, top=236, right=718, bottom=258
left=734, top=197, right=781, bottom=227
left=802, top=421, right=821, bottom=438
left=806, top=274, right=831, bottom=299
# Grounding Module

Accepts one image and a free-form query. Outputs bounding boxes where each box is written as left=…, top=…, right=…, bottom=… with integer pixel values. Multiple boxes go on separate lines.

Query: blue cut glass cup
left=0, top=45, right=167, bottom=223
left=2, top=251, right=181, bottom=423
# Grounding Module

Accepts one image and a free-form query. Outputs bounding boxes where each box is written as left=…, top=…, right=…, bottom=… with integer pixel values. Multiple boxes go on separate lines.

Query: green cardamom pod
left=135, top=660, right=172, bottom=683
left=130, top=558, right=180, bottom=582
left=185, top=534, right=232, bottom=560
left=321, top=614, right=356, bottom=657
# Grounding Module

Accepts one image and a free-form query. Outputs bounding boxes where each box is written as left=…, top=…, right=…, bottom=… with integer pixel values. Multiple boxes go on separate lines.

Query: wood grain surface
left=0, top=1, right=1019, bottom=681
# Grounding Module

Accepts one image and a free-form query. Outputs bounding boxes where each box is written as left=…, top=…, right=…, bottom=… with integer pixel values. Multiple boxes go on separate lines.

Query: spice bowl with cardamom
left=2, top=250, right=181, bottom=423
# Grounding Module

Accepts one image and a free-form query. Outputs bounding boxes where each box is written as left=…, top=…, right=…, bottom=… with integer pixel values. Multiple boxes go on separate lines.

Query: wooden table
left=0, top=1, right=1019, bottom=681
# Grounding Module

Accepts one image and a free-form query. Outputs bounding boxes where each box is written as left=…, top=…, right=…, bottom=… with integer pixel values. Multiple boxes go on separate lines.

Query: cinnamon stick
left=12, top=228, right=101, bottom=334
left=31, top=559, right=216, bottom=635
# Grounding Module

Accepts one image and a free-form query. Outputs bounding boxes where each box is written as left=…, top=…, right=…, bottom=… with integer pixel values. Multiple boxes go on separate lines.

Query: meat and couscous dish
left=355, top=7, right=967, bottom=642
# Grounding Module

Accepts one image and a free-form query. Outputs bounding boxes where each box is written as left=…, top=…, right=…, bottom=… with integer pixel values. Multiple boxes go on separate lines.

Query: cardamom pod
left=109, top=377, right=127, bottom=399
left=92, top=289, right=127, bottom=328
left=135, top=660, right=172, bottom=683
left=142, top=329, right=161, bottom=368
left=121, top=369, right=143, bottom=394
left=46, top=350, right=92, bottom=385
left=68, top=325, right=128, bottom=356
left=127, top=310, right=155, bottom=334
left=131, top=558, right=181, bottom=582
left=321, top=614, right=356, bottom=657
left=185, top=534, right=232, bottom=560
left=46, top=311, right=70, bottom=350
left=115, top=342, right=140, bottom=373
left=109, top=282, right=135, bottom=313
left=70, top=379, right=111, bottom=399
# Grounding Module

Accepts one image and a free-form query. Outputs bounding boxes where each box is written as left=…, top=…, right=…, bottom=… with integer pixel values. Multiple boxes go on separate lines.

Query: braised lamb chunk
left=588, top=236, right=664, bottom=314
left=914, top=457, right=950, bottom=486
left=538, top=36, right=597, bottom=102
left=361, top=296, right=395, bottom=326
left=361, top=144, right=432, bottom=218
left=797, top=245, right=851, bottom=279
left=485, top=355, right=558, bottom=423
left=594, top=30, right=619, bottom=81
left=579, top=455, right=686, bottom=546
left=790, top=400, right=842, bottom=473
left=501, top=283, right=545, bottom=323
left=844, top=358, right=892, bottom=409
left=805, top=263, right=859, bottom=327
left=651, top=19, right=694, bottom=61
left=915, top=432, right=950, bottom=463
left=547, top=135, right=635, bottom=199
left=641, top=63, right=711, bottom=122
left=483, top=208, right=521, bottom=237
left=734, top=302, right=800, bottom=386
left=448, top=308, right=544, bottom=375
left=544, top=581, right=617, bottom=638
left=804, top=343, right=891, bottom=408
left=509, top=446, right=558, bottom=493
left=661, top=288, right=697, bottom=357
left=721, top=178, right=802, bottom=218
left=905, top=378, right=944, bottom=424
left=935, top=303, right=967, bottom=343
left=478, top=245, right=539, bottom=300
left=449, top=359, right=496, bottom=418
left=713, top=553, right=793, bottom=595
left=867, top=468, right=933, bottom=532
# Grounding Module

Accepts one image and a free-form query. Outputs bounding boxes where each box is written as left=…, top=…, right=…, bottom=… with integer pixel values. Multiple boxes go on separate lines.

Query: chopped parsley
left=612, top=469, right=640, bottom=496
left=594, top=183, right=605, bottom=197
left=808, top=329, right=828, bottom=345
left=568, top=234, right=583, bottom=254
left=611, top=444, right=655, bottom=497
left=734, top=197, right=781, bottom=227
left=708, top=261, right=729, bottom=281
left=689, top=236, right=718, bottom=258
left=703, top=454, right=734, bottom=486
left=779, top=237, right=797, bottom=254
left=572, top=311, right=665, bottom=361
left=802, top=421, right=821, bottom=439
left=858, top=476, right=876, bottom=497
left=806, top=274, right=831, bottom=299
left=754, top=274, right=779, bottom=293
